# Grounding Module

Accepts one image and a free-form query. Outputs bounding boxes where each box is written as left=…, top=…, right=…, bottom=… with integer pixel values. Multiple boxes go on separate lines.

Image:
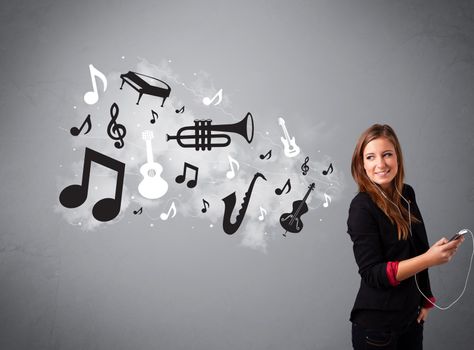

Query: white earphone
left=376, top=183, right=473, bottom=310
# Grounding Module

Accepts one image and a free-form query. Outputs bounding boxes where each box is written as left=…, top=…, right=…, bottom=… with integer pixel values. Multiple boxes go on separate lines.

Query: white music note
left=226, top=155, right=240, bottom=179
left=258, top=206, right=267, bottom=221
left=323, top=193, right=331, bottom=208
left=160, top=201, right=177, bottom=220
left=202, top=89, right=223, bottom=106
left=84, top=64, right=108, bottom=105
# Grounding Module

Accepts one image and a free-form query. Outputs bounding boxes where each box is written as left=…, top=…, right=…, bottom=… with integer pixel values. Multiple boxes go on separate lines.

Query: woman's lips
left=375, top=170, right=390, bottom=177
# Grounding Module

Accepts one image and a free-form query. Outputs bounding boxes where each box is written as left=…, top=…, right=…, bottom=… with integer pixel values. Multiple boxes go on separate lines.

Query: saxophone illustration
left=221, top=172, right=267, bottom=235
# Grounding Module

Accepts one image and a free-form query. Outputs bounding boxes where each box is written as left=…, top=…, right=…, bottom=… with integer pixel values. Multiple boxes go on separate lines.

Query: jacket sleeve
left=406, top=185, right=435, bottom=305
left=347, top=195, right=393, bottom=289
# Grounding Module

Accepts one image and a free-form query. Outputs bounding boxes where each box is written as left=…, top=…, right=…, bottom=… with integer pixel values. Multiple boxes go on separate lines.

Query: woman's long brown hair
left=351, top=124, right=418, bottom=240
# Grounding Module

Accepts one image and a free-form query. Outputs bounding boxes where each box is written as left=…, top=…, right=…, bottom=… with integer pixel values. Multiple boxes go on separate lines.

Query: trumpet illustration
left=166, top=112, right=254, bottom=151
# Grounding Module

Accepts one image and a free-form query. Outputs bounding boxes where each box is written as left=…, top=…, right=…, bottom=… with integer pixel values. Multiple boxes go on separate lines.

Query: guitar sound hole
left=148, top=169, right=156, bottom=177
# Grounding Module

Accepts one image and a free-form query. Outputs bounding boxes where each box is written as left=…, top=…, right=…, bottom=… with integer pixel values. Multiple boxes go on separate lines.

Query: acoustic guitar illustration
left=138, top=130, right=168, bottom=199
left=278, top=117, right=300, bottom=158
left=280, top=183, right=315, bottom=236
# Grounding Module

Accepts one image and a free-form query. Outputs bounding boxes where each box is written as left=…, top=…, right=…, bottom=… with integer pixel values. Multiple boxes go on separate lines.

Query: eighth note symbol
left=150, top=110, right=159, bottom=124
left=160, top=202, right=177, bottom=220
left=259, top=149, right=272, bottom=160
left=258, top=206, right=267, bottom=221
left=133, top=207, right=143, bottom=215
left=175, top=106, right=185, bottom=114
left=275, top=178, right=291, bottom=195
left=323, top=193, right=331, bottom=208
left=70, top=114, right=92, bottom=136
left=301, top=156, right=310, bottom=176
left=201, top=199, right=210, bottom=213
left=226, top=155, right=239, bottom=179
left=202, top=89, right=223, bottom=106
left=322, top=163, right=334, bottom=175
left=84, top=64, right=107, bottom=105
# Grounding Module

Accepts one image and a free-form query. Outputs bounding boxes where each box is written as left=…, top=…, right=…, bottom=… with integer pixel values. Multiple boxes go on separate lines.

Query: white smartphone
left=448, top=229, right=468, bottom=242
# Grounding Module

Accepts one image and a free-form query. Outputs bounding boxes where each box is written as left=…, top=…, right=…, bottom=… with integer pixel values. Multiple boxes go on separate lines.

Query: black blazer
left=347, top=184, right=434, bottom=318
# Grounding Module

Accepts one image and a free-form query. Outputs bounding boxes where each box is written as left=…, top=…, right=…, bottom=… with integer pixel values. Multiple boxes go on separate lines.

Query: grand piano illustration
left=119, top=71, right=171, bottom=106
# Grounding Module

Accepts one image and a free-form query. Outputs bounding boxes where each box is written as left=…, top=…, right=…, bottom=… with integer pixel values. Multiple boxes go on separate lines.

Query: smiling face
left=363, top=137, right=398, bottom=190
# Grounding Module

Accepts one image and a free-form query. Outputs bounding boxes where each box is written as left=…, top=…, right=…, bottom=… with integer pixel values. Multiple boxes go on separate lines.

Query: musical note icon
left=160, top=201, right=177, bottom=220
left=201, top=199, right=210, bottom=213
left=175, top=162, right=199, bottom=188
left=175, top=106, right=185, bottom=114
left=70, top=114, right=92, bottom=136
left=202, top=89, right=223, bottom=106
left=258, top=206, right=267, bottom=221
left=259, top=149, right=272, bottom=160
left=322, top=163, right=334, bottom=175
left=226, top=155, right=240, bottom=179
left=59, top=147, right=125, bottom=222
left=133, top=207, right=143, bottom=215
left=301, top=156, right=310, bottom=176
left=150, top=110, right=159, bottom=124
left=275, top=178, right=291, bottom=195
left=107, top=103, right=127, bottom=149
left=323, top=193, right=331, bottom=208
left=84, top=64, right=107, bottom=105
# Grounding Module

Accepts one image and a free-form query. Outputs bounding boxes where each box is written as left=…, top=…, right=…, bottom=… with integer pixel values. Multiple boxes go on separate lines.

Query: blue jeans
left=351, top=319, right=423, bottom=350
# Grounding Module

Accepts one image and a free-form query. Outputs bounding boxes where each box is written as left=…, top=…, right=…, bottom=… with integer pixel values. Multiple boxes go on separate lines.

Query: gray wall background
left=1, top=0, right=473, bottom=349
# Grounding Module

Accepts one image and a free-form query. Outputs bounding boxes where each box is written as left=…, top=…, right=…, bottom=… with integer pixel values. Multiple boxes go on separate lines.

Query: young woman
left=347, top=124, right=464, bottom=349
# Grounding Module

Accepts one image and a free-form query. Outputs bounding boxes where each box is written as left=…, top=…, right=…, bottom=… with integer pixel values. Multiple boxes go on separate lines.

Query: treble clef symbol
left=301, top=156, right=310, bottom=176
left=107, top=102, right=127, bottom=149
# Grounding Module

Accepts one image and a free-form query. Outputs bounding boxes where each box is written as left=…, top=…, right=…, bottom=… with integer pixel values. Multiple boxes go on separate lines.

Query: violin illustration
left=278, top=117, right=300, bottom=158
left=138, top=130, right=168, bottom=199
left=280, top=183, right=315, bottom=236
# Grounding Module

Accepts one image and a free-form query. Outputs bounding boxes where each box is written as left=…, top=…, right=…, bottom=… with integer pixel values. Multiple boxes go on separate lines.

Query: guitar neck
left=281, top=123, right=291, bottom=141
left=145, top=140, right=154, bottom=163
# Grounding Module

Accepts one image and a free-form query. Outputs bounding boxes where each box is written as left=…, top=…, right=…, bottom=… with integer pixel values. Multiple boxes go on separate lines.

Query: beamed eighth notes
left=59, top=148, right=125, bottom=222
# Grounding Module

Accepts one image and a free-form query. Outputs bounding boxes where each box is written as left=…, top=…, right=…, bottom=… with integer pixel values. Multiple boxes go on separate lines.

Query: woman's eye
left=383, top=153, right=392, bottom=157
left=366, top=155, right=374, bottom=160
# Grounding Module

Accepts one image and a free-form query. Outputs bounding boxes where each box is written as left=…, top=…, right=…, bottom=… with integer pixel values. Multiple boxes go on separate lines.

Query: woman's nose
left=376, top=157, right=386, bottom=168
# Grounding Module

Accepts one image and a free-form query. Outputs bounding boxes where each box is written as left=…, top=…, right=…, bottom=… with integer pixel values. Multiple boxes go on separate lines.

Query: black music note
left=259, top=149, right=272, bottom=160
left=322, top=162, right=334, bottom=175
left=59, top=147, right=125, bottom=222
left=175, top=106, right=185, bottom=114
left=107, top=103, right=126, bottom=149
left=201, top=199, right=210, bottom=213
left=275, top=178, right=291, bottom=195
left=70, top=114, right=92, bottom=136
left=301, top=156, right=310, bottom=176
left=150, top=110, right=159, bottom=124
left=133, top=207, right=143, bottom=215
left=175, top=162, right=199, bottom=188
